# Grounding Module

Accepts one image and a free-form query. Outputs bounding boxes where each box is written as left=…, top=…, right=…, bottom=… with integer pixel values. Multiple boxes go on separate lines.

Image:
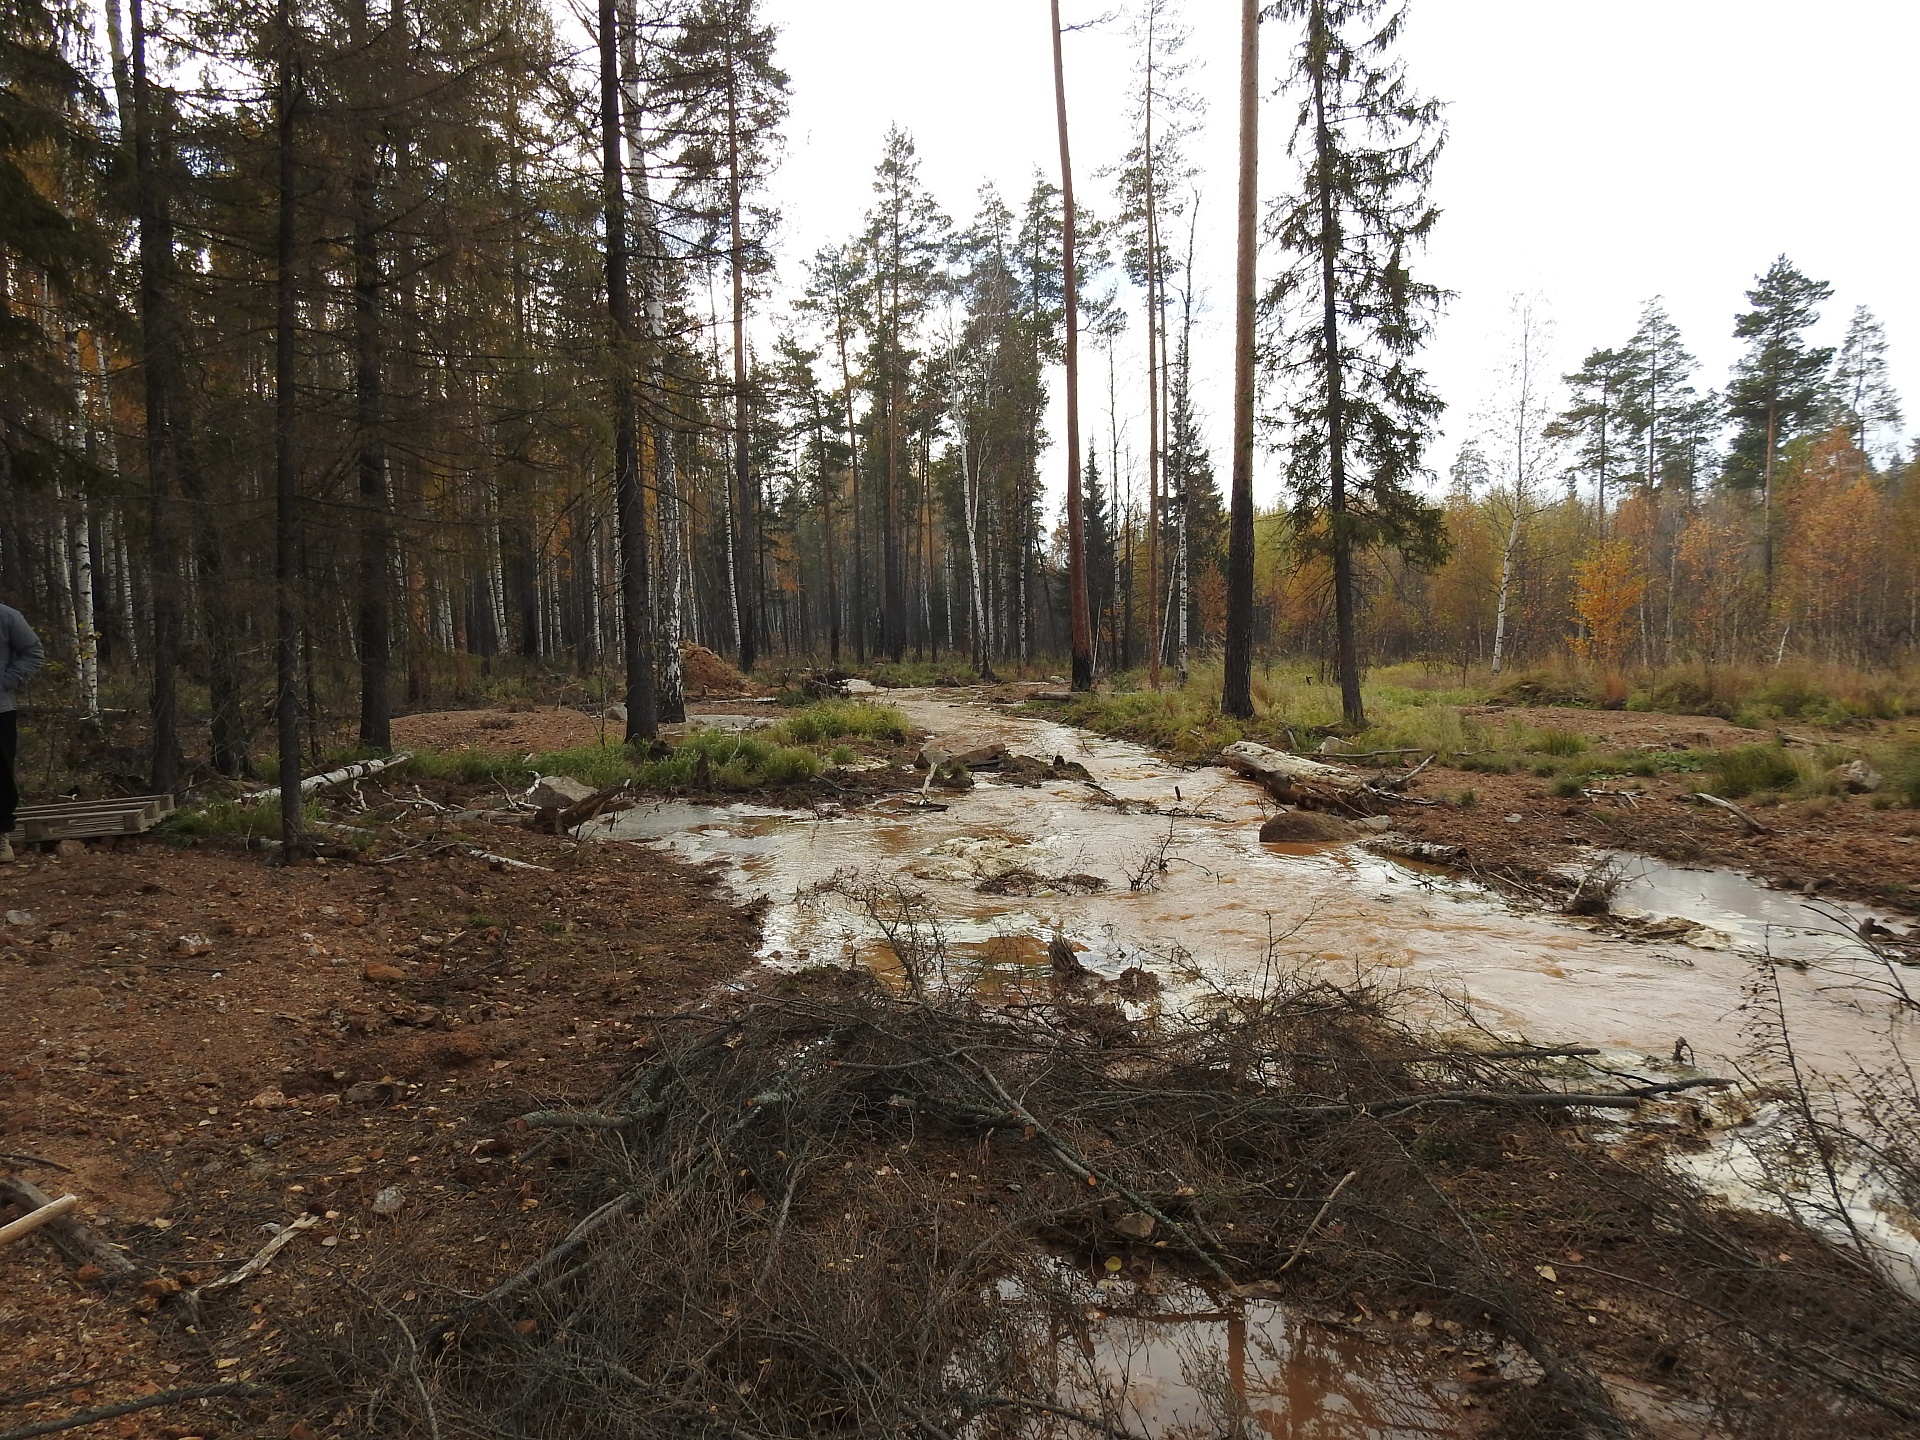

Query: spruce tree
left=1263, top=0, right=1448, bottom=729
left=1619, top=299, right=1703, bottom=494
left=1724, top=255, right=1833, bottom=590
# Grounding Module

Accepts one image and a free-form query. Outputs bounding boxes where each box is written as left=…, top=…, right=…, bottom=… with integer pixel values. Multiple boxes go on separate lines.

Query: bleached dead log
left=0, top=1193, right=78, bottom=1248
left=243, top=753, right=413, bottom=806
left=1221, top=740, right=1378, bottom=813
left=0, top=1177, right=137, bottom=1278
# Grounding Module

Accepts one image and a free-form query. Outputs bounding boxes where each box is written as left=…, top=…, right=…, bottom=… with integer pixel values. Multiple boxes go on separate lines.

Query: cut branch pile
left=299, top=962, right=1920, bottom=1440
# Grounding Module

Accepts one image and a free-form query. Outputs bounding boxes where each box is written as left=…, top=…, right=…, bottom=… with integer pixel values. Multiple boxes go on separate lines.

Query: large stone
left=1257, top=810, right=1361, bottom=843
left=1834, top=759, right=1882, bottom=793
left=527, top=775, right=596, bottom=809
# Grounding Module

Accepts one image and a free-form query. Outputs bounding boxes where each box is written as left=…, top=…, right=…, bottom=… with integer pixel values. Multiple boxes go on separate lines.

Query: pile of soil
left=0, top=828, right=757, bottom=1438
left=682, top=644, right=756, bottom=700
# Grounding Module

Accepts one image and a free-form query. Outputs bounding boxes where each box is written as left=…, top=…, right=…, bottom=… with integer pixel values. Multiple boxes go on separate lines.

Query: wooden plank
left=16, top=796, right=172, bottom=818
left=9, top=794, right=176, bottom=844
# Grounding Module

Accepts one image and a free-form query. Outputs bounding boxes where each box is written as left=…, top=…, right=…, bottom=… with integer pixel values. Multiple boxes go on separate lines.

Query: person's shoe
left=0, top=838, right=13, bottom=863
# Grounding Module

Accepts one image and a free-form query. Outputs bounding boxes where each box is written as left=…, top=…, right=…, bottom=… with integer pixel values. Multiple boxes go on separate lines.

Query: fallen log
left=1220, top=740, right=1377, bottom=814
left=242, top=753, right=413, bottom=807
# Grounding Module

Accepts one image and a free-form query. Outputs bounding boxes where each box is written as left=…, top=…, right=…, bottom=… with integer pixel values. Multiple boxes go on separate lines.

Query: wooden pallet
left=6, top=794, right=176, bottom=844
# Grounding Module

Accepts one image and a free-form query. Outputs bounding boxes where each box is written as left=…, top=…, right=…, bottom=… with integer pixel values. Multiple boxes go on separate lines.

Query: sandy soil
left=0, top=828, right=756, bottom=1437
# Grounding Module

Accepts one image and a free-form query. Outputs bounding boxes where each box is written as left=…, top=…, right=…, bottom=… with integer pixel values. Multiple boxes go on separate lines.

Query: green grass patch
left=158, top=798, right=325, bottom=842
left=767, top=699, right=910, bottom=746
left=1703, top=744, right=1801, bottom=799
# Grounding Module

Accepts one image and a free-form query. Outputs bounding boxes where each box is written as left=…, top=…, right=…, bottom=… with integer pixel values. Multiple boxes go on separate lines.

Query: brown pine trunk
left=1222, top=0, right=1259, bottom=719
left=600, top=0, right=656, bottom=740
left=1052, top=0, right=1090, bottom=690
left=273, top=0, right=306, bottom=854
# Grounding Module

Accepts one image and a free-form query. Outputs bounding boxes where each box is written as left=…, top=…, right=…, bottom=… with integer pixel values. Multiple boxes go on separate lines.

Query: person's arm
left=1, top=611, right=43, bottom=692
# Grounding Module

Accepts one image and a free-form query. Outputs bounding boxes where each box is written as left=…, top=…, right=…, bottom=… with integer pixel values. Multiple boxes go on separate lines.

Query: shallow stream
left=608, top=690, right=1916, bottom=1081
left=600, top=689, right=1920, bottom=1432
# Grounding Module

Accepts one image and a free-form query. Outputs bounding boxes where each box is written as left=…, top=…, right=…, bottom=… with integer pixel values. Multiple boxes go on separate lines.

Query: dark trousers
left=0, top=710, right=16, bottom=835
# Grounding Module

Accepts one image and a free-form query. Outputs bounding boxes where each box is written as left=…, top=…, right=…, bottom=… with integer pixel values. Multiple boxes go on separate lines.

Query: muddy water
left=608, top=691, right=1917, bottom=1081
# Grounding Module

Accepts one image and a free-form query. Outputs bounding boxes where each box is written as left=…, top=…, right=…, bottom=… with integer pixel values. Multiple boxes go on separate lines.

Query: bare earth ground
left=1386, top=706, right=1920, bottom=917
left=5, top=694, right=1919, bottom=1438
left=1, top=826, right=758, bottom=1437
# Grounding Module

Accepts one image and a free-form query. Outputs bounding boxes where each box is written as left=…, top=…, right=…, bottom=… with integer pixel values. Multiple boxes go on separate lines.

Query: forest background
left=3, top=0, right=1917, bottom=790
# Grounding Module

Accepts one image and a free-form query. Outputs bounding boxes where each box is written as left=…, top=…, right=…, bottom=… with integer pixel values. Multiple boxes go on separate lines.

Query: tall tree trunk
left=600, top=0, right=656, bottom=740
left=835, top=325, right=865, bottom=661
left=352, top=24, right=390, bottom=750
left=1221, top=0, right=1259, bottom=719
left=1310, top=5, right=1364, bottom=730
left=724, top=39, right=756, bottom=674
left=129, top=0, right=180, bottom=789
left=1143, top=32, right=1162, bottom=691
left=1052, top=0, right=1091, bottom=691
left=62, top=319, right=100, bottom=719
left=273, top=0, right=306, bottom=854
left=621, top=0, right=685, bottom=719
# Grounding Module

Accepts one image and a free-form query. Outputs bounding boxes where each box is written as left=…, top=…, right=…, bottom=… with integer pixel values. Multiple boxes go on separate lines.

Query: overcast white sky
left=759, top=0, right=1917, bottom=511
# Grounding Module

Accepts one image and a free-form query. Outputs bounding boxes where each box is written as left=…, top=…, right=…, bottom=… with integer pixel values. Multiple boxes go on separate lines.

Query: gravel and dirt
left=1, top=822, right=758, bottom=1437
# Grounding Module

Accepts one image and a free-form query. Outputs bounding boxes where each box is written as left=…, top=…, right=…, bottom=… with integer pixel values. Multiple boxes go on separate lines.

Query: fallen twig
left=1683, top=791, right=1770, bottom=834
left=185, top=1214, right=318, bottom=1302
left=1275, top=1169, right=1359, bottom=1274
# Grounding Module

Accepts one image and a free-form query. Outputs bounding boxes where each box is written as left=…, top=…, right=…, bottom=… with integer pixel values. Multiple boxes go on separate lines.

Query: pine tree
left=1548, top=346, right=1632, bottom=524
left=1724, top=255, right=1833, bottom=592
left=1832, top=305, right=1902, bottom=466
left=1263, top=0, right=1448, bottom=729
left=1619, top=299, right=1704, bottom=495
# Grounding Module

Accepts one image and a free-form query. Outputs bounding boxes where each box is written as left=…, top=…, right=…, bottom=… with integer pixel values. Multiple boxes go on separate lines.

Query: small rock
left=1504, top=813, right=1524, bottom=824
left=1112, top=1210, right=1157, bottom=1240
left=527, top=775, right=597, bottom=809
left=74, top=1264, right=105, bottom=1284
left=344, top=1079, right=400, bottom=1106
left=5, top=910, right=35, bottom=927
left=1315, top=736, right=1348, bottom=756
left=362, top=962, right=407, bottom=984
left=371, top=1185, right=405, bottom=1217
left=248, top=1088, right=296, bottom=1110
left=175, top=934, right=214, bottom=957
left=1834, top=759, right=1882, bottom=793
left=54, top=838, right=84, bottom=858
left=46, top=930, right=76, bottom=949
left=48, top=984, right=104, bottom=1007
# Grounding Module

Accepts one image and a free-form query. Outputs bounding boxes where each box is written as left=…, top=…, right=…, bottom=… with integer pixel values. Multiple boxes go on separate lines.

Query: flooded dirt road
left=609, top=691, right=1914, bottom=1081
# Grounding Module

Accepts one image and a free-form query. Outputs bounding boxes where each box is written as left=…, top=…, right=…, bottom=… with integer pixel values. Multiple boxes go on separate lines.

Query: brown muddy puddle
left=605, top=691, right=1919, bottom=1082
left=1032, top=1281, right=1470, bottom=1438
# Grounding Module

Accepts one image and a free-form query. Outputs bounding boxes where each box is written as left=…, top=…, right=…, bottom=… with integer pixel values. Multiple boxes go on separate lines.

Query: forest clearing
left=8, top=0, right=1920, bottom=1432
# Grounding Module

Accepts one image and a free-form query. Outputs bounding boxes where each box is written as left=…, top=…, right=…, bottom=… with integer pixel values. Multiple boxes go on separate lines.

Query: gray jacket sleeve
left=2, top=610, right=43, bottom=693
